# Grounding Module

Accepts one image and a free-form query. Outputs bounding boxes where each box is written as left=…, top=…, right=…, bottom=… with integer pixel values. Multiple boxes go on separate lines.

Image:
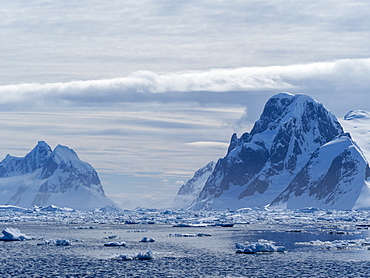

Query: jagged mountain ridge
left=186, top=93, right=370, bottom=210
left=0, top=141, right=116, bottom=210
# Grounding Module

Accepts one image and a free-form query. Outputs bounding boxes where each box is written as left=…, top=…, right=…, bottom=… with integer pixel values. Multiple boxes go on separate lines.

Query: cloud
left=2, top=1, right=370, bottom=85
left=185, top=141, right=230, bottom=149
left=1, top=58, right=370, bottom=110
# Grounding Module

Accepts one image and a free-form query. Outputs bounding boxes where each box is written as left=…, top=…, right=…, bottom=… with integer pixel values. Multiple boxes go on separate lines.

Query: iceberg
left=104, top=241, right=127, bottom=247
left=0, top=227, right=31, bottom=241
left=136, top=248, right=154, bottom=260
left=140, top=237, right=155, bottom=242
left=37, top=239, right=71, bottom=246
left=235, top=240, right=285, bottom=254
left=112, top=248, right=154, bottom=260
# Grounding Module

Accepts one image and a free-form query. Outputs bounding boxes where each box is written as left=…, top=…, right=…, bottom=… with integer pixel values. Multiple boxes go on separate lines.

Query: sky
left=1, top=1, right=370, bottom=208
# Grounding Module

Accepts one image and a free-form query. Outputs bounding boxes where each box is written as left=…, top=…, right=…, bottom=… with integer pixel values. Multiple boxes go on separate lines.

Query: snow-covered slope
left=187, top=93, right=370, bottom=210
left=0, top=141, right=117, bottom=211
left=172, top=161, right=215, bottom=209
left=270, top=134, right=370, bottom=209
left=340, top=110, right=370, bottom=162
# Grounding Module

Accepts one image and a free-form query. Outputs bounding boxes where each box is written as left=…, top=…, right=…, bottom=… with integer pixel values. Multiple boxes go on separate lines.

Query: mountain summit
left=185, top=93, right=370, bottom=210
left=0, top=141, right=116, bottom=210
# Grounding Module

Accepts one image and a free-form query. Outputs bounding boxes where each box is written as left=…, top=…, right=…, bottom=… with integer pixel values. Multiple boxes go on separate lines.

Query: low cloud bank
left=1, top=58, right=370, bottom=109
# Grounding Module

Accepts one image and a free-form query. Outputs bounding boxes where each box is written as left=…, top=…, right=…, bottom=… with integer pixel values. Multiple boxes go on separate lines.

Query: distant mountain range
left=174, top=93, right=370, bottom=210
left=0, top=141, right=117, bottom=210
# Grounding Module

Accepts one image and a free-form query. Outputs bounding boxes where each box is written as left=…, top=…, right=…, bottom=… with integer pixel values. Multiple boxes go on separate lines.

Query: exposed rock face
left=186, top=93, right=370, bottom=210
left=0, top=141, right=116, bottom=210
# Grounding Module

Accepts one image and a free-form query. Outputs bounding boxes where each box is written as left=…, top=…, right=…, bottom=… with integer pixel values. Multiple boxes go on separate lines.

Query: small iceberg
left=136, top=248, right=154, bottom=260
left=140, top=237, right=155, bottom=242
left=104, top=234, right=118, bottom=239
left=235, top=240, right=285, bottom=254
left=169, top=233, right=211, bottom=237
left=172, top=223, right=207, bottom=227
left=37, top=239, right=71, bottom=246
left=295, top=238, right=370, bottom=250
left=104, top=241, right=127, bottom=247
left=0, top=227, right=31, bottom=241
left=112, top=248, right=154, bottom=260
left=112, top=254, right=134, bottom=260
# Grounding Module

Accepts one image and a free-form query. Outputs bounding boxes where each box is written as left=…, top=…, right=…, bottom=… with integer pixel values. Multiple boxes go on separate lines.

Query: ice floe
left=140, top=236, right=155, bottom=242
left=112, top=248, right=154, bottom=260
left=104, top=241, right=127, bottom=247
left=235, top=240, right=285, bottom=254
left=295, top=238, right=370, bottom=250
left=103, top=234, right=118, bottom=239
left=169, top=233, right=211, bottom=237
left=37, top=239, right=71, bottom=246
left=0, top=227, right=31, bottom=241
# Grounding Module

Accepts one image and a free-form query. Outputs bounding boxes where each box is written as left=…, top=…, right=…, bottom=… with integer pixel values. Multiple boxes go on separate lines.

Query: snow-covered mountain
left=185, top=93, right=370, bottom=210
left=172, top=161, right=215, bottom=209
left=0, top=141, right=117, bottom=211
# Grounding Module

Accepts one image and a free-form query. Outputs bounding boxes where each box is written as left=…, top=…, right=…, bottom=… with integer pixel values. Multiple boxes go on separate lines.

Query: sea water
left=0, top=209, right=370, bottom=277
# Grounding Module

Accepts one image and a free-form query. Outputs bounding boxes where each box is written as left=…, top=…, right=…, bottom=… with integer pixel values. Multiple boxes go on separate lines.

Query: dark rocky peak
left=250, top=93, right=342, bottom=139
left=250, top=93, right=296, bottom=135
left=22, top=141, right=52, bottom=174
left=227, top=93, right=343, bottom=157
left=0, top=141, right=52, bottom=177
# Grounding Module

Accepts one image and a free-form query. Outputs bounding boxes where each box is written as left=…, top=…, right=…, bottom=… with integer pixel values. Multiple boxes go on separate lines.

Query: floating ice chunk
left=112, top=254, right=134, bottom=260
left=295, top=238, right=370, bottom=250
left=0, top=227, right=31, bottom=241
left=37, top=240, right=52, bottom=245
left=104, top=235, right=118, bottom=239
left=235, top=240, right=285, bottom=254
left=37, top=239, right=71, bottom=246
left=169, top=233, right=211, bottom=237
left=55, top=239, right=71, bottom=246
left=137, top=248, right=154, bottom=260
left=74, top=226, right=98, bottom=230
left=112, top=248, right=154, bottom=260
left=172, top=223, right=207, bottom=227
left=127, top=229, right=148, bottom=233
left=104, top=241, right=127, bottom=247
left=140, top=237, right=155, bottom=242
left=235, top=242, right=247, bottom=249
